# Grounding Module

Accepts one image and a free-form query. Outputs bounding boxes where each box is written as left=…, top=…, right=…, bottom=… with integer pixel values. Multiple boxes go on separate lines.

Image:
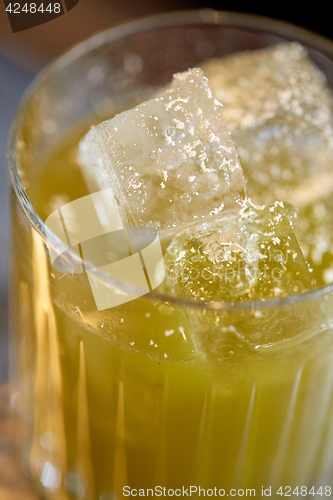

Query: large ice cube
left=164, top=201, right=315, bottom=303
left=201, top=43, right=333, bottom=207
left=78, top=68, right=246, bottom=231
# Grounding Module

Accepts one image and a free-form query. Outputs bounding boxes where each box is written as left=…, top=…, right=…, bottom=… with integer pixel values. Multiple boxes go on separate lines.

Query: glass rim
left=8, top=9, right=333, bottom=312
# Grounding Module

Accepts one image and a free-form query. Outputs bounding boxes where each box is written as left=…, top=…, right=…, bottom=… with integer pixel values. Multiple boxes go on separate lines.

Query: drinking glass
left=8, top=10, right=333, bottom=499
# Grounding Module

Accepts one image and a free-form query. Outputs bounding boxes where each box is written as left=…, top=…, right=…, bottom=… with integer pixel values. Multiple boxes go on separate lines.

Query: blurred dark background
left=0, top=0, right=332, bottom=384
left=0, top=1, right=332, bottom=72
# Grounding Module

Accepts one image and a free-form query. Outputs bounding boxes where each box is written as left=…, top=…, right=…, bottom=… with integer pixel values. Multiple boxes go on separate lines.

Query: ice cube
left=163, top=202, right=321, bottom=358
left=78, top=68, right=246, bottom=231
left=201, top=43, right=333, bottom=207
left=163, top=201, right=315, bottom=303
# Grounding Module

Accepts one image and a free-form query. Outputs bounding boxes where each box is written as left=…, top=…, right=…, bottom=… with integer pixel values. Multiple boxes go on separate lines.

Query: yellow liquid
left=10, top=124, right=333, bottom=499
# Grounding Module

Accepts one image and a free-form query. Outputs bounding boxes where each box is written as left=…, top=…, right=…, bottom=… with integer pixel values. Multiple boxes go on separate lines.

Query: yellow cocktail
left=8, top=12, right=333, bottom=499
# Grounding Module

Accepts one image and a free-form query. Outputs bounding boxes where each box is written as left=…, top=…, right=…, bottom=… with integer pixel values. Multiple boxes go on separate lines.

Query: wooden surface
left=0, top=386, right=38, bottom=500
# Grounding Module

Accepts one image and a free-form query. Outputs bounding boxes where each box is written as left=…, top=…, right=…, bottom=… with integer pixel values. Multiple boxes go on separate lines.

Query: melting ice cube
left=163, top=201, right=315, bottom=303
left=78, top=68, right=246, bottom=231
left=201, top=43, right=333, bottom=207
left=163, top=202, right=321, bottom=358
